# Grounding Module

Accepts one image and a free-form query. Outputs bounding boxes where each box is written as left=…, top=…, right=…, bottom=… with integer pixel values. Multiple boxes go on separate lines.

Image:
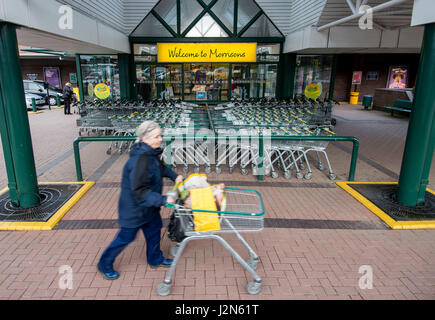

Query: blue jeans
left=98, top=214, right=164, bottom=273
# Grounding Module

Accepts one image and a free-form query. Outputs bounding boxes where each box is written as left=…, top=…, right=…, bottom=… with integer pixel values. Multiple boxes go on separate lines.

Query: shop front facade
left=75, top=0, right=286, bottom=103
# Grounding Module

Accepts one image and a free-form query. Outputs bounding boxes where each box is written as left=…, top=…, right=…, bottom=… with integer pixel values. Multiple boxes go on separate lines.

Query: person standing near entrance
left=97, top=120, right=183, bottom=280
left=62, top=82, right=73, bottom=115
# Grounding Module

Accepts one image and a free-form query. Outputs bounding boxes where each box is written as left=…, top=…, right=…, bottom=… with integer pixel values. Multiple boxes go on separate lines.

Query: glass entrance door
left=136, top=63, right=182, bottom=101
left=184, top=63, right=229, bottom=102
left=232, top=64, right=277, bottom=99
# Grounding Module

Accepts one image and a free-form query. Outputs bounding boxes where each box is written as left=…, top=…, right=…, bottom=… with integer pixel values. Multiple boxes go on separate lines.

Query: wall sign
left=387, top=66, right=408, bottom=89
left=304, top=83, right=322, bottom=100
left=94, top=83, right=110, bottom=99
left=352, top=71, right=363, bottom=84
left=26, top=73, right=39, bottom=81
left=69, top=73, right=77, bottom=83
left=43, top=67, right=61, bottom=88
left=157, top=43, right=257, bottom=63
left=366, top=71, right=379, bottom=81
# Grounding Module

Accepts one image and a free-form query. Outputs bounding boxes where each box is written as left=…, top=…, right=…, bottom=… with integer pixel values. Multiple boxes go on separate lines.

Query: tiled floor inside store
left=0, top=104, right=434, bottom=300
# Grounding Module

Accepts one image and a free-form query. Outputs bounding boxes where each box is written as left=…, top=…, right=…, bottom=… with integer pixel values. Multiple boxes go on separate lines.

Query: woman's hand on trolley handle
left=165, top=175, right=183, bottom=206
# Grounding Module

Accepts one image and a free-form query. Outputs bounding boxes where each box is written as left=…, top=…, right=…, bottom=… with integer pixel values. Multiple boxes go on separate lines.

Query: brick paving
left=0, top=105, right=434, bottom=300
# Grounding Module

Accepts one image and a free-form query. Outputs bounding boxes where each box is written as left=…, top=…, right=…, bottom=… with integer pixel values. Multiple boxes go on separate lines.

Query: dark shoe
left=149, top=258, right=173, bottom=269
left=97, top=265, right=119, bottom=280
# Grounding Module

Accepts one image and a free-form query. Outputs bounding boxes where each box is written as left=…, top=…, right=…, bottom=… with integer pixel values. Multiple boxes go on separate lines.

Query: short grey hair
left=135, top=120, right=160, bottom=144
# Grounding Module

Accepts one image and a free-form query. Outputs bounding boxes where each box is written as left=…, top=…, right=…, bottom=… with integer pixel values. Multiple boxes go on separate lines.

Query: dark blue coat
left=118, top=142, right=178, bottom=228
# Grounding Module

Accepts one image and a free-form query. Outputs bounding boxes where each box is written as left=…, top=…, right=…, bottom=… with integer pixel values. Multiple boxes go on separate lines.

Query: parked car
left=23, top=80, right=64, bottom=106
left=25, top=92, right=46, bottom=110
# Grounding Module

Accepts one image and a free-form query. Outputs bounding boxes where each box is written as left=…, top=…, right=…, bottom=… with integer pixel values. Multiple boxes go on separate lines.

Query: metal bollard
left=31, top=98, right=37, bottom=112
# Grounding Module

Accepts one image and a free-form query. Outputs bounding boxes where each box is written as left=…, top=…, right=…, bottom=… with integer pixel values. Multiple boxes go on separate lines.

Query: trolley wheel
left=241, top=168, right=249, bottom=175
left=205, top=166, right=211, bottom=174
left=284, top=171, right=291, bottom=179
left=304, top=173, right=312, bottom=180
left=106, top=149, right=111, bottom=155
left=229, top=166, right=234, bottom=174
left=246, top=258, right=259, bottom=271
left=329, top=173, right=336, bottom=180
left=318, top=164, right=325, bottom=171
left=194, top=167, right=200, bottom=173
left=246, top=281, right=262, bottom=295
left=215, top=166, right=222, bottom=174
left=183, top=166, right=188, bottom=174
left=271, top=171, right=279, bottom=179
left=299, top=163, right=306, bottom=170
left=157, top=282, right=171, bottom=296
left=296, top=172, right=303, bottom=180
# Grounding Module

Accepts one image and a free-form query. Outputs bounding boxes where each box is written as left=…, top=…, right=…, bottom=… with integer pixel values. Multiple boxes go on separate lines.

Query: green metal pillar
left=0, top=82, right=18, bottom=206
left=396, top=23, right=435, bottom=206
left=0, top=22, right=40, bottom=208
left=75, top=54, right=84, bottom=102
left=279, top=53, right=296, bottom=99
left=416, top=116, right=435, bottom=204
left=329, top=55, right=338, bottom=100
left=118, top=53, right=131, bottom=100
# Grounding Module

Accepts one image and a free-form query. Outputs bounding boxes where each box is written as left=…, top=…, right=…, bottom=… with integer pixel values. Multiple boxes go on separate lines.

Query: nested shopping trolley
left=158, top=187, right=265, bottom=296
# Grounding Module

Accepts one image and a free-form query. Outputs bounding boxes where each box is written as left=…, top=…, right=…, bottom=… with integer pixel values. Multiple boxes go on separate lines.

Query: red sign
left=352, top=71, right=363, bottom=84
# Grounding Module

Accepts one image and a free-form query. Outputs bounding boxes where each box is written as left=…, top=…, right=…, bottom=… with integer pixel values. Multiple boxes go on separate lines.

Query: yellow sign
left=304, top=83, right=322, bottom=100
left=94, top=83, right=110, bottom=100
left=157, top=43, right=257, bottom=63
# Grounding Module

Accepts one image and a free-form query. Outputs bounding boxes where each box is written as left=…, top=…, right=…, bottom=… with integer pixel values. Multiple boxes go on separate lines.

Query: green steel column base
left=397, top=23, right=435, bottom=207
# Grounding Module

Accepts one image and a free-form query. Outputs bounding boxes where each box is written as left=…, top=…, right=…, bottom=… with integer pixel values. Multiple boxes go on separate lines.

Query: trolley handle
left=164, top=180, right=182, bottom=208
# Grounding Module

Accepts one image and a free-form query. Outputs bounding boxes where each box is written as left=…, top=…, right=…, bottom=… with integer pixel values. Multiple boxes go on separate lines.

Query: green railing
left=73, top=135, right=359, bottom=182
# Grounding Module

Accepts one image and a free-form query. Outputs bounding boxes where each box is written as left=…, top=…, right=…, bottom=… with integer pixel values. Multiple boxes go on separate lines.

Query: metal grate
left=348, top=184, right=435, bottom=221
left=0, top=184, right=83, bottom=222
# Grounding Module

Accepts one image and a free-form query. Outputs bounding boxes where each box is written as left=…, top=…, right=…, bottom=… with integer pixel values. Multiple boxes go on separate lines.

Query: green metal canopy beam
left=118, top=53, right=131, bottom=100
left=238, top=11, right=263, bottom=37
left=197, top=0, right=234, bottom=37
left=396, top=23, right=435, bottom=206
left=0, top=22, right=40, bottom=208
left=181, top=0, right=218, bottom=37
left=75, top=54, right=84, bottom=102
left=280, top=53, right=296, bottom=99
left=151, top=10, right=178, bottom=38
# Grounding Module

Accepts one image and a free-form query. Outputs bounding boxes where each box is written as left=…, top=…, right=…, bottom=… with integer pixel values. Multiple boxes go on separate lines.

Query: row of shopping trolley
left=76, top=97, right=338, bottom=179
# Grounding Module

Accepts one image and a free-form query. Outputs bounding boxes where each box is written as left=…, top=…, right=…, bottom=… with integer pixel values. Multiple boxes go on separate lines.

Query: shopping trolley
left=157, top=187, right=265, bottom=296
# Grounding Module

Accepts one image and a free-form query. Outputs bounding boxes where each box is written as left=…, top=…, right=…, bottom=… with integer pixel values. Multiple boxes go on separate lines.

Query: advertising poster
left=352, top=71, right=363, bottom=84
left=43, top=67, right=61, bottom=88
left=387, top=66, right=408, bottom=89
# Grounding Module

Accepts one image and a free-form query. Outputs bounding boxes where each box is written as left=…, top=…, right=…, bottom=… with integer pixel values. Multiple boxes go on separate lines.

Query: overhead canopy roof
left=129, top=0, right=284, bottom=40
left=317, top=0, right=414, bottom=31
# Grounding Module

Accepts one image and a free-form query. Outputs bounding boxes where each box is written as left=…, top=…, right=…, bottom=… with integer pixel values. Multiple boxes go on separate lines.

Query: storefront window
left=186, top=13, right=228, bottom=37
left=257, top=43, right=280, bottom=62
left=134, top=44, right=157, bottom=55
left=136, top=64, right=182, bottom=101
left=232, top=64, right=277, bottom=99
left=132, top=42, right=280, bottom=102
left=184, top=63, right=229, bottom=101
left=80, top=55, right=120, bottom=101
left=294, top=55, right=333, bottom=100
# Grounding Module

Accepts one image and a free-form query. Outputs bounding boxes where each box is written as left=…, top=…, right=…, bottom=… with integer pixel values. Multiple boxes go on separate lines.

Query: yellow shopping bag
left=190, top=186, right=221, bottom=232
